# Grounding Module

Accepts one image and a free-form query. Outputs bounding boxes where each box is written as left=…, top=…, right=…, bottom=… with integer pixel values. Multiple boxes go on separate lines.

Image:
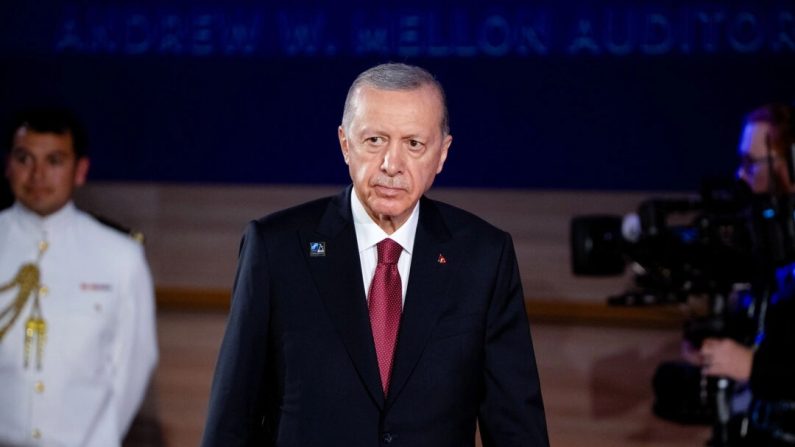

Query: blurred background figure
left=691, top=103, right=795, bottom=446
left=0, top=109, right=159, bottom=447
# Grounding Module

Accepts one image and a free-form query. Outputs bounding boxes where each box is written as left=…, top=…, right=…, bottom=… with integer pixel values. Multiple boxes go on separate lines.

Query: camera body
left=571, top=177, right=795, bottom=312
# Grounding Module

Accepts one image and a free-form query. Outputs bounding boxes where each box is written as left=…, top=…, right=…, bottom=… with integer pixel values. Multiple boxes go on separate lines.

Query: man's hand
left=699, top=338, right=753, bottom=381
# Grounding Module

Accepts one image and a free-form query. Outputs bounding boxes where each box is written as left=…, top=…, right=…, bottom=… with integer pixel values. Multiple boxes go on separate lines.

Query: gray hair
left=341, top=63, right=450, bottom=135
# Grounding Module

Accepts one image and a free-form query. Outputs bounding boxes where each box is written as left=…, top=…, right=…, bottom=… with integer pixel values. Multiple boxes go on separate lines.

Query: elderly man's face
left=5, top=128, right=89, bottom=216
left=339, top=85, right=452, bottom=233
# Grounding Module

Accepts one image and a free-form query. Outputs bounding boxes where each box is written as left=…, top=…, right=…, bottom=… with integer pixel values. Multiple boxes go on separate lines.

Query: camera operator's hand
left=700, top=338, right=753, bottom=381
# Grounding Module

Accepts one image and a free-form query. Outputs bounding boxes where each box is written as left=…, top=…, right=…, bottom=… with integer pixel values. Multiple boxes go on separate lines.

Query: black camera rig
left=571, top=177, right=795, bottom=319
left=570, top=177, right=795, bottom=445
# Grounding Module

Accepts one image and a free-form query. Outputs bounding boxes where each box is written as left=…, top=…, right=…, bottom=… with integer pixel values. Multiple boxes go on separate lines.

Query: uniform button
left=382, top=432, right=393, bottom=443
left=39, top=286, right=48, bottom=298
left=34, top=381, right=45, bottom=393
left=32, top=428, right=41, bottom=439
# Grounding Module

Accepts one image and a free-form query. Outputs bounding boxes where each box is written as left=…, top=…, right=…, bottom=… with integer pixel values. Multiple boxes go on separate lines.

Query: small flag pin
left=437, top=254, right=447, bottom=264
left=310, top=242, right=326, bottom=257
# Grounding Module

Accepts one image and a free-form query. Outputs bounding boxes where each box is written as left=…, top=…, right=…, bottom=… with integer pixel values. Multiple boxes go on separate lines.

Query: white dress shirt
left=0, top=202, right=158, bottom=447
left=351, top=191, right=418, bottom=304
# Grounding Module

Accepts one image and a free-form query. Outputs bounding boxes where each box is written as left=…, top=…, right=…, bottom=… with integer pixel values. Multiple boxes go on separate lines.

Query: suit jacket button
left=382, top=432, right=393, bottom=443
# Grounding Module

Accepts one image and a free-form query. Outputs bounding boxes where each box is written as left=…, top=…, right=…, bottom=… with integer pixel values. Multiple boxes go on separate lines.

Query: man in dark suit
left=201, top=63, right=549, bottom=447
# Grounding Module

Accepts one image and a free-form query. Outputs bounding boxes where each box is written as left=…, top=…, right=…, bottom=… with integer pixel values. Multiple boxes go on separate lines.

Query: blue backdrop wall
left=1, top=1, right=794, bottom=190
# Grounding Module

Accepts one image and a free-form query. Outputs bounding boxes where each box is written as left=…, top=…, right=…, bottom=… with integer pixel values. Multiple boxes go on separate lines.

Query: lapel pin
left=310, top=242, right=326, bottom=257
left=437, top=253, right=447, bottom=264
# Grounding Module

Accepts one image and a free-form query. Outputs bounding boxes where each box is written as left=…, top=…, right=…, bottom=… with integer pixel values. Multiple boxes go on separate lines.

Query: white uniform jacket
left=0, top=202, right=158, bottom=447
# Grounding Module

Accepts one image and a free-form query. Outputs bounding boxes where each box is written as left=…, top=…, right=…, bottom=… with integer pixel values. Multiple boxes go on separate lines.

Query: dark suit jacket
left=201, top=186, right=549, bottom=447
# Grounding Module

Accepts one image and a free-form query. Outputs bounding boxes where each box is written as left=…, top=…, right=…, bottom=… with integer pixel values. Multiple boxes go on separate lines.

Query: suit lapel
left=387, top=196, right=458, bottom=404
left=301, top=186, right=385, bottom=409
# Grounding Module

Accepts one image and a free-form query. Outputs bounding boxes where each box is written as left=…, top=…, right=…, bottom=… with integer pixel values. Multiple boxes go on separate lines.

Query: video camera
left=571, top=177, right=795, bottom=344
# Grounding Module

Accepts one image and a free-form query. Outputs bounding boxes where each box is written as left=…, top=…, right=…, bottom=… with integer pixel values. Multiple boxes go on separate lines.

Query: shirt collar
left=351, top=189, right=419, bottom=255
left=11, top=200, right=78, bottom=234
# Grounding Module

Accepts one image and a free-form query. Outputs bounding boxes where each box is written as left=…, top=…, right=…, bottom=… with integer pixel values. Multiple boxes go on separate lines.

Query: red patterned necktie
left=368, top=238, right=403, bottom=394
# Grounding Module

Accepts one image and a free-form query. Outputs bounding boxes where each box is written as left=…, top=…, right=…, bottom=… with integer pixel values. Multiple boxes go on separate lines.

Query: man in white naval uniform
left=0, top=110, right=158, bottom=446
